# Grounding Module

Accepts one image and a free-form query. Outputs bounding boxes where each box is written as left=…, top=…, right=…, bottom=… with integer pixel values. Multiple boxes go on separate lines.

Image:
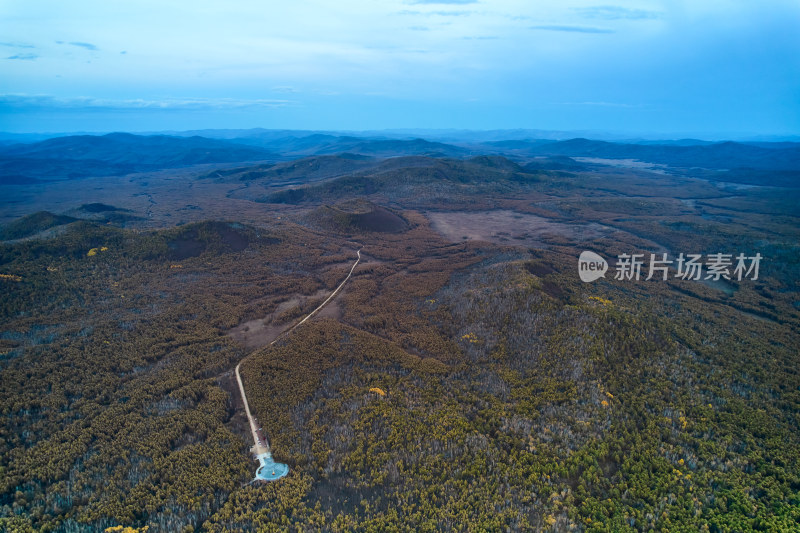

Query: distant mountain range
left=221, top=133, right=470, bottom=158
left=0, top=133, right=277, bottom=183
left=1, top=130, right=798, bottom=187
left=499, top=138, right=800, bottom=171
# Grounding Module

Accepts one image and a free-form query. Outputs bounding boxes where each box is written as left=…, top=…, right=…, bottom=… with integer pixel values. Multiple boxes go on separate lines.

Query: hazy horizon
left=2, top=127, right=800, bottom=145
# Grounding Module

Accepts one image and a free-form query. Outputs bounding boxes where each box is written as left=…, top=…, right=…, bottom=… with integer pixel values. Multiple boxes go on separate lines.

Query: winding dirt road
left=234, top=249, right=361, bottom=469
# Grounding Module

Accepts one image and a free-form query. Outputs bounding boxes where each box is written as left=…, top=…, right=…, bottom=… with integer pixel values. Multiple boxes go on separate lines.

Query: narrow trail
left=234, top=249, right=361, bottom=481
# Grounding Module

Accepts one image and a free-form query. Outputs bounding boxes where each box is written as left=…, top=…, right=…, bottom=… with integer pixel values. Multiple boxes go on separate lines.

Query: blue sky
left=1, top=0, right=799, bottom=136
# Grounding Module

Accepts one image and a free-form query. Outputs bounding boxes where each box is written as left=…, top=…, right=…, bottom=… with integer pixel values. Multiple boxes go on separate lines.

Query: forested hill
left=1, top=177, right=799, bottom=530
left=0, top=133, right=277, bottom=183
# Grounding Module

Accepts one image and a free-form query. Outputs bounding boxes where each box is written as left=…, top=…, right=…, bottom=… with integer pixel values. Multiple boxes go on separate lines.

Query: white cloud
left=0, top=94, right=294, bottom=110
left=530, top=25, right=614, bottom=33
left=574, top=5, right=662, bottom=20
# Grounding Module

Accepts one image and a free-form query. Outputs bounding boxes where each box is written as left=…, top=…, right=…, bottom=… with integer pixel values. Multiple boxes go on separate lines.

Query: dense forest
left=1, top=149, right=799, bottom=531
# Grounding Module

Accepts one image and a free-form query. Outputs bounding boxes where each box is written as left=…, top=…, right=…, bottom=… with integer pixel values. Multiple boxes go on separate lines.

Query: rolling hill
left=0, top=132, right=277, bottom=183
left=306, top=199, right=410, bottom=234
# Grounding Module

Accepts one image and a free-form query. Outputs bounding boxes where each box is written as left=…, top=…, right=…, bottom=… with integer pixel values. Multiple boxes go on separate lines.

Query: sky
left=1, top=0, right=799, bottom=137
